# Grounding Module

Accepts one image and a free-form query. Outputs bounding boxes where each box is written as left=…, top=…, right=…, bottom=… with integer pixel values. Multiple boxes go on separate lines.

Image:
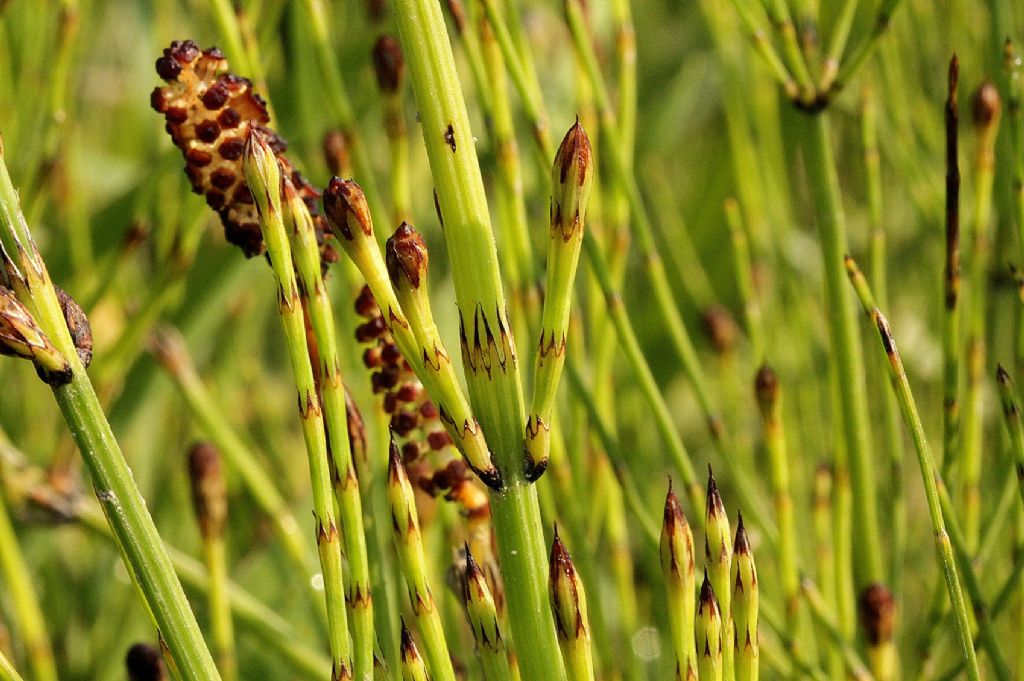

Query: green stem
left=801, top=112, right=883, bottom=592
left=389, top=1, right=565, bottom=678
left=0, top=488, right=57, bottom=681
left=0, top=150, right=221, bottom=681
left=0, top=650, right=26, bottom=681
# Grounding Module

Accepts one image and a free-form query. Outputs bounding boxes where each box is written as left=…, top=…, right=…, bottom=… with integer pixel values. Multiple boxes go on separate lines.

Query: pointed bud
left=399, top=623, right=429, bottom=681
left=549, top=528, right=596, bottom=679
left=661, top=480, right=697, bottom=680
left=549, top=528, right=589, bottom=644
left=696, top=570, right=724, bottom=681
left=526, top=120, right=594, bottom=481
left=388, top=439, right=419, bottom=543
left=187, top=442, right=227, bottom=540
left=0, top=285, right=68, bottom=378
left=705, top=467, right=733, bottom=620
left=386, top=223, right=429, bottom=291
left=372, top=35, right=405, bottom=96
left=971, top=81, right=1001, bottom=129
left=550, top=119, right=594, bottom=241
left=125, top=643, right=167, bottom=681
left=462, top=545, right=504, bottom=653
left=732, top=514, right=759, bottom=681
left=323, top=177, right=373, bottom=243
left=242, top=125, right=283, bottom=222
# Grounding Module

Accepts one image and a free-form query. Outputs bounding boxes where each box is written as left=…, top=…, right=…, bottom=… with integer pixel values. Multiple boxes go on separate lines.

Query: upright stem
left=801, top=112, right=884, bottom=593
left=390, top=2, right=565, bottom=678
left=0, top=147, right=221, bottom=681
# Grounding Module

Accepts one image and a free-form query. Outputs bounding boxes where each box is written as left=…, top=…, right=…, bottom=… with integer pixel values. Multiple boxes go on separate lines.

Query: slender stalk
left=283, top=177, right=374, bottom=681
left=387, top=446, right=456, bottom=681
left=0, top=486, right=57, bottom=681
left=801, top=111, right=884, bottom=601
left=388, top=2, right=566, bottom=676
left=960, top=81, right=1001, bottom=550
left=997, top=366, right=1024, bottom=505
left=243, top=129, right=351, bottom=680
left=297, top=0, right=389, bottom=233
left=812, top=464, right=843, bottom=681
left=849, top=301, right=980, bottom=680
left=754, top=366, right=811, bottom=670
left=941, top=56, right=962, bottom=478
left=861, top=86, right=905, bottom=602
left=372, top=36, right=412, bottom=223
left=0, top=136, right=221, bottom=681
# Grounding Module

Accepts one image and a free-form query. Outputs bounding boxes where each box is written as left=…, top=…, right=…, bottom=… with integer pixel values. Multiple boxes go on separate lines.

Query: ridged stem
left=243, top=130, right=351, bottom=680
left=0, top=138, right=221, bottom=681
left=389, top=1, right=565, bottom=677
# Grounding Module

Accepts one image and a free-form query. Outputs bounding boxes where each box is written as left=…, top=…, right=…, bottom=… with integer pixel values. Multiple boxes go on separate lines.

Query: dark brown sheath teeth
left=151, top=40, right=337, bottom=269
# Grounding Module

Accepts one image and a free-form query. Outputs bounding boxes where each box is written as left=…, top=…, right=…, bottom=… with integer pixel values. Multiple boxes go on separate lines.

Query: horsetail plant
left=243, top=128, right=352, bottom=680
left=387, top=441, right=456, bottom=681
left=281, top=173, right=375, bottom=680
left=462, top=545, right=512, bottom=681
left=0, top=135, right=222, bottom=678
left=323, top=179, right=499, bottom=488
left=697, top=571, right=725, bottom=681
left=549, top=528, right=595, bottom=681
left=661, top=480, right=698, bottom=680
left=525, top=121, right=593, bottom=479
left=705, top=469, right=734, bottom=681
left=732, top=515, right=759, bottom=681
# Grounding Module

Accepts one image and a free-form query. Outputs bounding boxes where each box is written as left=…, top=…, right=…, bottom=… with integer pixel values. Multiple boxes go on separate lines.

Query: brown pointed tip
left=372, top=35, right=404, bottom=95
left=699, top=568, right=716, bottom=606
left=388, top=435, right=404, bottom=483
left=875, top=310, right=895, bottom=355
left=399, top=620, right=417, bottom=655
left=997, top=364, right=1011, bottom=384
left=754, top=364, right=779, bottom=409
left=464, top=541, right=481, bottom=575
left=125, top=643, right=166, bottom=681
left=663, top=480, right=683, bottom=528
left=705, top=466, right=724, bottom=515
left=555, top=119, right=592, bottom=186
left=948, top=54, right=960, bottom=94
left=549, top=526, right=573, bottom=575
left=323, top=177, right=372, bottom=241
left=734, top=511, right=751, bottom=555
left=385, top=222, right=429, bottom=289
left=971, top=81, right=1001, bottom=127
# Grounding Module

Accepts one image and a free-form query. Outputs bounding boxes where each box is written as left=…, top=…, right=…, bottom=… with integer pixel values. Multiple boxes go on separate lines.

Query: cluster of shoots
left=661, top=473, right=759, bottom=681
left=1, top=0, right=1023, bottom=680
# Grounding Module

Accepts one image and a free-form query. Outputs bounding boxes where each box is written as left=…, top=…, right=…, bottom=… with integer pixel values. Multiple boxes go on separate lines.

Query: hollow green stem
left=0, top=137, right=221, bottom=681
left=389, top=2, right=565, bottom=677
left=244, top=130, right=351, bottom=680
left=801, top=112, right=883, bottom=594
